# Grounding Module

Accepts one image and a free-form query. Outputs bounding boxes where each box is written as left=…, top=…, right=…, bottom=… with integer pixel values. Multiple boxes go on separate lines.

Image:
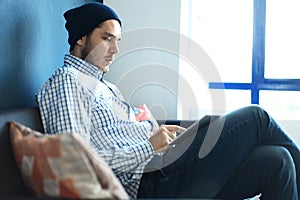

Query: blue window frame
left=208, top=0, right=300, bottom=104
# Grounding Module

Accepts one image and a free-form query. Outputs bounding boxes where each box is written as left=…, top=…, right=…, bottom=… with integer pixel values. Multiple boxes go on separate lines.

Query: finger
left=156, top=144, right=170, bottom=153
left=167, top=132, right=177, bottom=140
left=159, top=126, right=185, bottom=139
left=162, top=125, right=187, bottom=133
left=159, top=126, right=178, bottom=139
left=176, top=126, right=187, bottom=133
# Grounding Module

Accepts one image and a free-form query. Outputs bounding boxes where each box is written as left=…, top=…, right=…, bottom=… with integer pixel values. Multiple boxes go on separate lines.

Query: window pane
left=177, top=52, right=252, bottom=119
left=180, top=0, right=253, bottom=83
left=178, top=0, right=253, bottom=119
left=260, top=91, right=300, bottom=120
left=265, top=0, right=300, bottom=78
left=223, top=90, right=252, bottom=112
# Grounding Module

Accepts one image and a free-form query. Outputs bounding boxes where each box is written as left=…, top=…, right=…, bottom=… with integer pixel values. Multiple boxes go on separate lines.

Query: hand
left=148, top=125, right=186, bottom=153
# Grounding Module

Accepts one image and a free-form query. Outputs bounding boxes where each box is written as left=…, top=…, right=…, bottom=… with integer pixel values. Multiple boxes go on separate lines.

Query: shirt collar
left=64, top=54, right=104, bottom=81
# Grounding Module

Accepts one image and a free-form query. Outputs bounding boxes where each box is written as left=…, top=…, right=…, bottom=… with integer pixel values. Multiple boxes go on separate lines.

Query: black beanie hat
left=64, top=2, right=122, bottom=49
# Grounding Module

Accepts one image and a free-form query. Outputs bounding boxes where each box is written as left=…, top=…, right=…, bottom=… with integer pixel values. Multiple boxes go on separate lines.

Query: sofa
left=0, top=107, right=197, bottom=198
left=0, top=107, right=42, bottom=197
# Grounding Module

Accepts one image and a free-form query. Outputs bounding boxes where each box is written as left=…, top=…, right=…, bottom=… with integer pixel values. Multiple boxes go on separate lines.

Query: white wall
left=279, top=120, right=300, bottom=146
left=104, top=0, right=181, bottom=120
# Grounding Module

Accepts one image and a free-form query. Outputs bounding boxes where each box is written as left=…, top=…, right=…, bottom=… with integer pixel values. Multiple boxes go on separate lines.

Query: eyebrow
left=103, top=32, right=122, bottom=41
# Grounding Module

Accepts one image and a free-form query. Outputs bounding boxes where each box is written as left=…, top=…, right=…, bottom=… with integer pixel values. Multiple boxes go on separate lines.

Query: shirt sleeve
left=91, top=118, right=155, bottom=174
left=90, top=94, right=156, bottom=173
left=36, top=72, right=93, bottom=141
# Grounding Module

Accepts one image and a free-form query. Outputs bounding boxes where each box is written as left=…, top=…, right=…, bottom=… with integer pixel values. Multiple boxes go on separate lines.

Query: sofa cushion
left=9, top=121, right=128, bottom=199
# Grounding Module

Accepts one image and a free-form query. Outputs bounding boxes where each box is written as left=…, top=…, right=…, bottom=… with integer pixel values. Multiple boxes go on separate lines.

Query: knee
left=251, top=146, right=298, bottom=199
left=270, top=146, right=296, bottom=178
left=240, top=105, right=271, bottom=123
left=243, top=105, right=266, bottom=116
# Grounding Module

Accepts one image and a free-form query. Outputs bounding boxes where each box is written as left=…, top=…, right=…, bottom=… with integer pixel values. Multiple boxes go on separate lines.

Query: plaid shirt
left=36, top=54, right=155, bottom=198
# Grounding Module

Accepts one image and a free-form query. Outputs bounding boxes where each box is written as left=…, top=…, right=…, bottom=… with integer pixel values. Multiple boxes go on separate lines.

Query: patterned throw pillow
left=9, top=121, right=129, bottom=199
left=134, top=104, right=159, bottom=133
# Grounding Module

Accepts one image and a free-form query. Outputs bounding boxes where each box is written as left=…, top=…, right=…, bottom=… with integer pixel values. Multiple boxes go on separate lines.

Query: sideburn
left=81, top=33, right=93, bottom=60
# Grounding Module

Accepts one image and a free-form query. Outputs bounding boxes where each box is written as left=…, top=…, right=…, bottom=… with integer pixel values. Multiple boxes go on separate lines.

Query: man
left=36, top=2, right=300, bottom=199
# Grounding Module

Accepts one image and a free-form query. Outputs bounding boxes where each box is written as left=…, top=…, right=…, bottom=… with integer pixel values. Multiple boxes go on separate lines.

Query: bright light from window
left=265, top=0, right=300, bottom=79
left=180, top=0, right=253, bottom=83
left=260, top=91, right=300, bottom=120
left=179, top=0, right=300, bottom=120
left=178, top=0, right=253, bottom=119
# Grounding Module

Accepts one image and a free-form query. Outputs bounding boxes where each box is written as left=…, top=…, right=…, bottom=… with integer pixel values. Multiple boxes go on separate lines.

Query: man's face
left=80, top=19, right=121, bottom=73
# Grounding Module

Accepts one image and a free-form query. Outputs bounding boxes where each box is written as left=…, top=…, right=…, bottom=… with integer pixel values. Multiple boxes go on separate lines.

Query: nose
left=109, top=40, right=119, bottom=54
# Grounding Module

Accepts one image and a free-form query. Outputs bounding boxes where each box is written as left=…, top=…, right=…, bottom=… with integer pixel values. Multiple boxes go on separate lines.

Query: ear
left=71, top=36, right=87, bottom=58
left=76, top=35, right=87, bottom=47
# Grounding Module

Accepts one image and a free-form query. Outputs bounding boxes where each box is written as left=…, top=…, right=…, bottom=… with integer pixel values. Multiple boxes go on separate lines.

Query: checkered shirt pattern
left=36, top=54, right=155, bottom=198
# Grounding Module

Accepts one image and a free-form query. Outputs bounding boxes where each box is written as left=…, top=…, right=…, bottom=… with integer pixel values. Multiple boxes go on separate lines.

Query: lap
left=139, top=106, right=296, bottom=198
left=139, top=108, right=260, bottom=198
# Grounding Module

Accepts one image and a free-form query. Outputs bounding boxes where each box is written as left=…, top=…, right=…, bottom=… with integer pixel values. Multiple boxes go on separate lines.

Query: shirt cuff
left=131, top=139, right=155, bottom=164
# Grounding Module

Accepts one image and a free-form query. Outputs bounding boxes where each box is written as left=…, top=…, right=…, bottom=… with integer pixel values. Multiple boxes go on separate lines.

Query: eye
left=105, top=36, right=113, bottom=41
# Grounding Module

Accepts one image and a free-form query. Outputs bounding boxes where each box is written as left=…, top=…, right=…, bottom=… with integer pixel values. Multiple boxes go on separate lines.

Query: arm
left=89, top=103, right=156, bottom=173
left=91, top=110, right=186, bottom=174
left=36, top=72, right=93, bottom=141
left=37, top=72, right=155, bottom=174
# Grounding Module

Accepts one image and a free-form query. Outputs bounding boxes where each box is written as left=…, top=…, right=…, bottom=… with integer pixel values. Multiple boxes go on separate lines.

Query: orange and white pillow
left=9, top=121, right=128, bottom=199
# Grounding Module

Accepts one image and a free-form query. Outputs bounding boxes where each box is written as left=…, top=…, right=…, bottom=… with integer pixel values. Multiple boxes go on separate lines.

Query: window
left=178, top=0, right=300, bottom=120
left=265, top=0, right=300, bottom=79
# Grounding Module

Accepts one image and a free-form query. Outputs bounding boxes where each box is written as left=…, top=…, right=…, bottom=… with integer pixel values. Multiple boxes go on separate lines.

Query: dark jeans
left=137, top=106, right=300, bottom=199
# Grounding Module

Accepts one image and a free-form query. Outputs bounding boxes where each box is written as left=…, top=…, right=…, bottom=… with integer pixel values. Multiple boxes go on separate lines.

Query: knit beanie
left=64, top=2, right=122, bottom=49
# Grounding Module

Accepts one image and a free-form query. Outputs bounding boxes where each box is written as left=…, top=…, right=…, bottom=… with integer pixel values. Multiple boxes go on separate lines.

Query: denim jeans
left=137, top=106, right=300, bottom=199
